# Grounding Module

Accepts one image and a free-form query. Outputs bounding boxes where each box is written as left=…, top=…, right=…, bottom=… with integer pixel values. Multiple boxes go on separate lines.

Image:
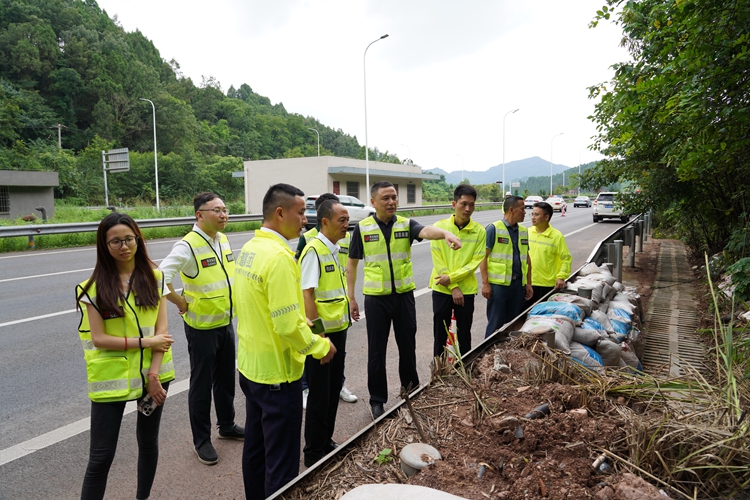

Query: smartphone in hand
left=137, top=394, right=156, bottom=416
left=310, top=317, right=325, bottom=335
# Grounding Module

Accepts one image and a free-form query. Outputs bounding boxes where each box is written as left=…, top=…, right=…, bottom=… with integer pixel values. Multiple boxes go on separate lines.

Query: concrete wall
left=0, top=171, right=59, bottom=220
left=243, top=156, right=428, bottom=214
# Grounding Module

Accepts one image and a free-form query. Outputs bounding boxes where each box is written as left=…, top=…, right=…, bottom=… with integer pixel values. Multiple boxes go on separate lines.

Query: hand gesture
left=150, top=334, right=174, bottom=353
left=320, top=338, right=337, bottom=365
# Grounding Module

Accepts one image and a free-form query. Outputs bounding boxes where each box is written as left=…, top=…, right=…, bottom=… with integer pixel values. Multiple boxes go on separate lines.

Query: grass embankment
left=0, top=201, right=260, bottom=253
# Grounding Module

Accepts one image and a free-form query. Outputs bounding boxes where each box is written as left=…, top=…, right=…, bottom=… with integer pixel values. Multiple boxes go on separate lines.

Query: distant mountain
left=425, top=157, right=572, bottom=186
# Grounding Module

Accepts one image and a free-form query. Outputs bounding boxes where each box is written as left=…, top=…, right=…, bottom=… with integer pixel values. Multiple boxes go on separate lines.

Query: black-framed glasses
left=107, top=235, right=139, bottom=250
left=198, top=207, right=229, bottom=215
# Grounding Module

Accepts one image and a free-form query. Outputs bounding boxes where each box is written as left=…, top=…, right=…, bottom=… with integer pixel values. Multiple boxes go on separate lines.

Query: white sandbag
left=549, top=293, right=594, bottom=316
left=602, top=282, right=614, bottom=301
left=619, top=346, right=641, bottom=370
left=609, top=299, right=636, bottom=315
left=628, top=328, right=644, bottom=359
left=596, top=339, right=622, bottom=366
left=612, top=281, right=624, bottom=292
left=589, top=310, right=615, bottom=334
left=597, top=301, right=609, bottom=314
left=585, top=272, right=617, bottom=287
left=569, top=341, right=604, bottom=373
left=568, top=278, right=605, bottom=304
left=520, top=316, right=574, bottom=354
left=598, top=264, right=613, bottom=276
left=573, top=327, right=604, bottom=347
left=578, top=262, right=600, bottom=276
left=613, top=292, right=639, bottom=308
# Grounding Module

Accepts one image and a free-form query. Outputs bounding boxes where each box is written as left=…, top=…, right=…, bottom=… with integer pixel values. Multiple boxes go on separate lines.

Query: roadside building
left=242, top=156, right=439, bottom=214
left=0, top=171, right=59, bottom=220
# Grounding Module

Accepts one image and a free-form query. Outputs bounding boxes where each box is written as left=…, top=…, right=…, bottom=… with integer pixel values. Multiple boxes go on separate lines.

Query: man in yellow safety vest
left=160, top=192, right=243, bottom=466
left=480, top=195, right=533, bottom=338
left=527, top=201, right=572, bottom=305
left=234, top=183, right=336, bottom=500
left=347, top=181, right=462, bottom=419
left=299, top=199, right=351, bottom=467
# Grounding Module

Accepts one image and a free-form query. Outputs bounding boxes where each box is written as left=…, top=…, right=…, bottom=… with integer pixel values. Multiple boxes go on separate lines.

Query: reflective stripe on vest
left=181, top=231, right=235, bottom=329
left=359, top=216, right=415, bottom=295
left=487, top=222, right=529, bottom=286
left=300, top=238, right=351, bottom=333
left=76, top=271, right=175, bottom=403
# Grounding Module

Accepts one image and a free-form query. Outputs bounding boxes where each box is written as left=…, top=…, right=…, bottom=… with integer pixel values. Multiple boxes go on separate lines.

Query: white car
left=545, top=196, right=567, bottom=212
left=524, top=196, right=544, bottom=209
left=593, top=192, right=629, bottom=222
left=304, top=194, right=376, bottom=229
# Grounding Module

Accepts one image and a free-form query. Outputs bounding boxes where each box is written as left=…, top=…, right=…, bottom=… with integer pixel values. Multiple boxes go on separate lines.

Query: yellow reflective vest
left=181, top=231, right=235, bottom=329
left=299, top=237, right=351, bottom=333
left=487, top=221, right=529, bottom=286
left=429, top=215, right=486, bottom=295
left=359, top=215, right=415, bottom=295
left=235, top=230, right=330, bottom=384
left=528, top=224, right=572, bottom=287
left=302, top=227, right=350, bottom=269
left=76, top=270, right=175, bottom=403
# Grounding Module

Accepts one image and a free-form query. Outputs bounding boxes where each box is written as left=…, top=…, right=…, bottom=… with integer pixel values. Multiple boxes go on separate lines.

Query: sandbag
left=549, top=293, right=594, bottom=315
left=520, top=316, right=574, bottom=354
left=573, top=327, right=604, bottom=347
left=585, top=272, right=617, bottom=287
left=578, top=262, right=600, bottom=276
left=610, top=319, right=631, bottom=337
left=619, top=345, right=642, bottom=371
left=612, top=281, right=624, bottom=292
left=529, top=302, right=584, bottom=324
left=609, top=299, right=636, bottom=315
left=581, top=317, right=606, bottom=332
left=596, top=339, right=622, bottom=366
left=567, top=279, right=605, bottom=304
left=589, top=310, right=615, bottom=334
left=628, top=328, right=645, bottom=359
left=608, top=307, right=633, bottom=325
left=570, top=341, right=604, bottom=372
left=598, top=264, right=613, bottom=276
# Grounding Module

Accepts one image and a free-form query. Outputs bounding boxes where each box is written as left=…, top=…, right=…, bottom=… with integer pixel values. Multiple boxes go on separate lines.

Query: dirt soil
left=282, top=241, right=668, bottom=500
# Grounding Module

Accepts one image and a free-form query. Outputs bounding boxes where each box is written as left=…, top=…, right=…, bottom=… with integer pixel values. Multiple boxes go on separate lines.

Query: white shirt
left=300, top=232, right=340, bottom=290
left=159, top=224, right=224, bottom=284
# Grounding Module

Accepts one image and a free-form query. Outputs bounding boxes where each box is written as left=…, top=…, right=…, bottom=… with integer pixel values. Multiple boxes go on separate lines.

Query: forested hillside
left=0, top=0, right=398, bottom=205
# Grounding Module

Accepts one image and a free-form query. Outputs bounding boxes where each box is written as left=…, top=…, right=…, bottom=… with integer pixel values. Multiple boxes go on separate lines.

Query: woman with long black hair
left=76, top=212, right=175, bottom=500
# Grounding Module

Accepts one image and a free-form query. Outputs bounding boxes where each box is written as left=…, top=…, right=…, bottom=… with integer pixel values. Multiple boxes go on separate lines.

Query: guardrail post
left=614, top=239, right=623, bottom=283
left=28, top=235, right=35, bottom=250
left=643, top=213, right=650, bottom=242
left=627, top=226, right=636, bottom=268
left=637, top=220, right=644, bottom=253
left=605, top=242, right=615, bottom=265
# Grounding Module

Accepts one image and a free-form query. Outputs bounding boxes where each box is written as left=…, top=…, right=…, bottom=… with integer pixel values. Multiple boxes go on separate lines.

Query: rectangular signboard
left=105, top=148, right=130, bottom=172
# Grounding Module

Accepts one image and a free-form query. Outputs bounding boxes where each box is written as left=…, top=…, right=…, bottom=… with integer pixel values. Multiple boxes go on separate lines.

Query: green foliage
left=727, top=258, right=750, bottom=302
left=588, top=0, right=750, bottom=255
left=373, top=448, right=393, bottom=465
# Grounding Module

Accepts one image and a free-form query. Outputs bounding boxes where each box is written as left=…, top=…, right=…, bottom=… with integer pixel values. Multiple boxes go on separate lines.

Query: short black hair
left=371, top=181, right=394, bottom=198
left=454, top=184, right=477, bottom=201
left=262, top=183, right=304, bottom=221
left=503, top=195, right=524, bottom=212
left=317, top=199, right=341, bottom=223
left=315, top=193, right=339, bottom=210
left=194, top=192, right=219, bottom=213
left=533, top=201, right=553, bottom=219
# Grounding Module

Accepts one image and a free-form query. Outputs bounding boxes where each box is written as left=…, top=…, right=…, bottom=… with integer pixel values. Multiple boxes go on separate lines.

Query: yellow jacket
left=429, top=215, right=486, bottom=295
left=528, top=224, right=571, bottom=287
left=234, top=229, right=330, bottom=384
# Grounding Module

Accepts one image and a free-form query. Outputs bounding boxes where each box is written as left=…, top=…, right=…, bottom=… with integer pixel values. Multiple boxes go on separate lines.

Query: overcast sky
left=97, top=0, right=629, bottom=173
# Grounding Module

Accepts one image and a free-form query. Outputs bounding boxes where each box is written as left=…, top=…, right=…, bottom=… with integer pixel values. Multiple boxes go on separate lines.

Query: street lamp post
left=578, top=147, right=586, bottom=195
left=139, top=98, right=160, bottom=210
left=307, top=127, right=320, bottom=156
left=456, top=154, right=464, bottom=184
left=550, top=132, right=564, bottom=196
left=364, top=34, right=389, bottom=195
left=502, top=108, right=519, bottom=196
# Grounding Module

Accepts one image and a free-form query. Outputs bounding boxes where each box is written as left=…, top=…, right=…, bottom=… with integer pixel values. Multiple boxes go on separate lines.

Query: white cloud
left=100, top=0, right=628, bottom=172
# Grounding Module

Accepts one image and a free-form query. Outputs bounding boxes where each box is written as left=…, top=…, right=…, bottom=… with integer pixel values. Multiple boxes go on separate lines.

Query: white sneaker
left=303, top=388, right=309, bottom=409
left=339, top=386, right=358, bottom=403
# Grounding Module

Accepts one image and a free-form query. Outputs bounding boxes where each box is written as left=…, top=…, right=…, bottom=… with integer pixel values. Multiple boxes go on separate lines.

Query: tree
left=587, top=0, right=750, bottom=255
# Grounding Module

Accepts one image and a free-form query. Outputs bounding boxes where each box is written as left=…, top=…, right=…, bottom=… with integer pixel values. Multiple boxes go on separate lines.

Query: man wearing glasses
left=160, top=192, right=244, bottom=465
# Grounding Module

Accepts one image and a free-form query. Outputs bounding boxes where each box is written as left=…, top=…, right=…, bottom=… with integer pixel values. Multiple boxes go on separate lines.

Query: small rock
left=615, top=472, right=669, bottom=500
left=517, top=386, right=531, bottom=393
left=616, top=397, right=626, bottom=404
left=569, top=408, right=588, bottom=418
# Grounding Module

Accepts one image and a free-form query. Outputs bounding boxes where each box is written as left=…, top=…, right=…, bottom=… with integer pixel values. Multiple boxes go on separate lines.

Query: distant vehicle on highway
left=593, top=191, right=628, bottom=222
left=573, top=196, right=592, bottom=208
left=304, top=194, right=375, bottom=229
left=524, top=196, right=544, bottom=209
left=545, top=196, right=567, bottom=212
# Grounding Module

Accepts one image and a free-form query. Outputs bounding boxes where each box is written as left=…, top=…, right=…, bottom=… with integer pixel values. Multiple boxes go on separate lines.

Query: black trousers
left=304, top=329, right=346, bottom=464
left=184, top=322, right=237, bottom=448
left=364, top=291, right=419, bottom=405
left=81, top=381, right=170, bottom=500
left=526, top=285, right=555, bottom=310
left=240, top=375, right=302, bottom=500
left=432, top=291, right=475, bottom=358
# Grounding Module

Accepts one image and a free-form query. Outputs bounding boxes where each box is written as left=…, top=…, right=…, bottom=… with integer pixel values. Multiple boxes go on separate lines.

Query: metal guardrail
left=0, top=203, right=503, bottom=240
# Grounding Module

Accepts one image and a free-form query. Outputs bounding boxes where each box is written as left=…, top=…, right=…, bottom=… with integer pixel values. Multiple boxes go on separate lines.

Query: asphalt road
left=0, top=207, right=628, bottom=499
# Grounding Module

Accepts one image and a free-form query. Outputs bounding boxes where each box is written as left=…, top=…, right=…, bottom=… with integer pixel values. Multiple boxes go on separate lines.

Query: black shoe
left=370, top=403, right=385, bottom=420
left=218, top=424, right=245, bottom=441
left=303, top=454, right=319, bottom=468
left=324, top=440, right=338, bottom=454
left=194, top=441, right=218, bottom=465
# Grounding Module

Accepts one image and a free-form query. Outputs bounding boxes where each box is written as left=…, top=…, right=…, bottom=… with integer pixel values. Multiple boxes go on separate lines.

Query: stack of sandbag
left=519, top=301, right=585, bottom=356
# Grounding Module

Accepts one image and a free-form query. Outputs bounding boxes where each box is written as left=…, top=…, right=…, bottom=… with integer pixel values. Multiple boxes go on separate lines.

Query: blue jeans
left=485, top=280, right=524, bottom=338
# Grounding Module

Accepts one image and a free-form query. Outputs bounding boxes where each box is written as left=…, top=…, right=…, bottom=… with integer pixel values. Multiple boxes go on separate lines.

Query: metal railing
left=0, top=203, right=503, bottom=240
